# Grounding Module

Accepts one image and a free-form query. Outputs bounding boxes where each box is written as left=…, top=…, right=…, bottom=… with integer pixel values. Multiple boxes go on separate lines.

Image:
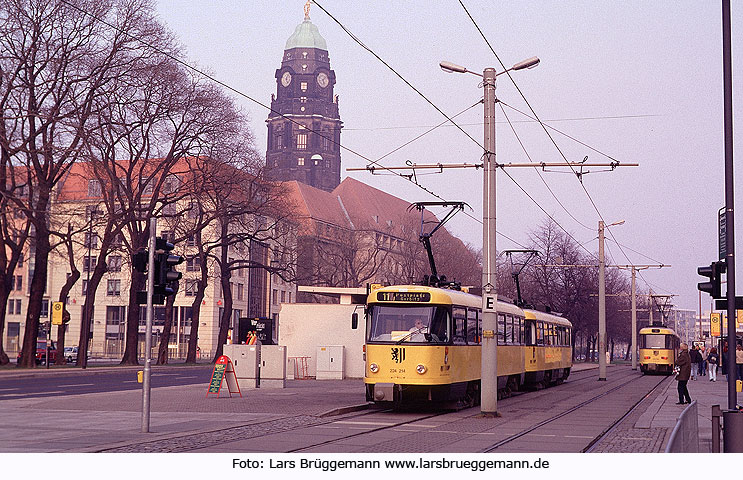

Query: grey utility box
left=223, top=344, right=260, bottom=389
left=316, top=345, right=344, bottom=380
left=260, top=345, right=287, bottom=388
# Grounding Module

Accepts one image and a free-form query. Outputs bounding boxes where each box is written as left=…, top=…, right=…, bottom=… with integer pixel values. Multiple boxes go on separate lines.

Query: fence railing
left=665, top=400, right=699, bottom=452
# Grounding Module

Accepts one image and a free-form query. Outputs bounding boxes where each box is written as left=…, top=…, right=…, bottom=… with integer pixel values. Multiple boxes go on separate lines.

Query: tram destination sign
left=377, top=291, right=431, bottom=303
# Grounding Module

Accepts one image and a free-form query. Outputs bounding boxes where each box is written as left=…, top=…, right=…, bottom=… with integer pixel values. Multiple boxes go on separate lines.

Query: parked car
left=63, top=346, right=78, bottom=363
left=17, top=340, right=57, bottom=365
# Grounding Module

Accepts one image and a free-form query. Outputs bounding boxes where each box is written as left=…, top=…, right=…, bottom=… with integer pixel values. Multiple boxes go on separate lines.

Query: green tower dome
left=285, top=15, right=327, bottom=51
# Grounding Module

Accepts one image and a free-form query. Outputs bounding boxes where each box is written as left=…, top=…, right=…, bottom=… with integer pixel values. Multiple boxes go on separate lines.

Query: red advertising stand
left=206, top=355, right=242, bottom=398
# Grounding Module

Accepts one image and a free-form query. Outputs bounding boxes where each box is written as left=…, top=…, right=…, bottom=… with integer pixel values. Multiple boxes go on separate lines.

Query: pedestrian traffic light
left=154, top=236, right=184, bottom=297
left=698, top=261, right=726, bottom=299
left=132, top=250, right=148, bottom=273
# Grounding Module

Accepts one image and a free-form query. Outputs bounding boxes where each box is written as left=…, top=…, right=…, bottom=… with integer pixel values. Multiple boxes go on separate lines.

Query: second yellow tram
left=638, top=326, right=680, bottom=375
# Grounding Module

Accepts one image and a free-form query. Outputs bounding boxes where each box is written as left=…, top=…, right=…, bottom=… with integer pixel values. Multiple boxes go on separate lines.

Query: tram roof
left=639, top=326, right=678, bottom=336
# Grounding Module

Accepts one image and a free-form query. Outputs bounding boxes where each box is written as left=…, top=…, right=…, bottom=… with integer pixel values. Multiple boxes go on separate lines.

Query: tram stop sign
left=51, top=302, right=64, bottom=326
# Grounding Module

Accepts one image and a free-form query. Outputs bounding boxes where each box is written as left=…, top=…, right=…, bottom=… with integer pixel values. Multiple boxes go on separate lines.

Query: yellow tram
left=638, top=326, right=680, bottom=375
left=360, top=284, right=573, bottom=407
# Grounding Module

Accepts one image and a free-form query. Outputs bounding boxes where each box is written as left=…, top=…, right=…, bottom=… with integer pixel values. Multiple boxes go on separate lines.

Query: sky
left=153, top=1, right=743, bottom=313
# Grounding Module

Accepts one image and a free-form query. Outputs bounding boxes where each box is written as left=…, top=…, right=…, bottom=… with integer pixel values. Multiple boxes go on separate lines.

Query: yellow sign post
left=711, top=313, right=721, bottom=337
left=51, top=302, right=64, bottom=326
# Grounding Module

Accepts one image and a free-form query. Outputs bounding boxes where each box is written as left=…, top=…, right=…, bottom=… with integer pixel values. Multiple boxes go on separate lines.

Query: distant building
left=265, top=8, right=342, bottom=192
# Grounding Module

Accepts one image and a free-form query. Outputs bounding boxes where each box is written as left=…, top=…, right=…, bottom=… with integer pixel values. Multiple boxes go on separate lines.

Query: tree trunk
left=19, top=193, right=51, bottom=368
left=156, top=282, right=179, bottom=365
left=54, top=269, right=80, bottom=365
left=76, top=257, right=108, bottom=367
left=185, top=251, right=209, bottom=364
left=121, top=270, right=146, bottom=365
left=0, top=282, right=11, bottom=365
left=214, top=219, right=232, bottom=361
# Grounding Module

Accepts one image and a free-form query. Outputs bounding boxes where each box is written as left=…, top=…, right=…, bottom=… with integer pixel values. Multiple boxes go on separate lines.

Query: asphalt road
left=0, top=365, right=213, bottom=400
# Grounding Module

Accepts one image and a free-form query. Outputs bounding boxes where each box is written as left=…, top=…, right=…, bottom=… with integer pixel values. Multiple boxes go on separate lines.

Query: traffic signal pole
left=722, top=0, right=740, bottom=438
left=142, top=217, right=156, bottom=433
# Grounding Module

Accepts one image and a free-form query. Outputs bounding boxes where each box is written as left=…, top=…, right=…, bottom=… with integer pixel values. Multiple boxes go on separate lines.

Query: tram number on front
left=391, top=347, right=406, bottom=364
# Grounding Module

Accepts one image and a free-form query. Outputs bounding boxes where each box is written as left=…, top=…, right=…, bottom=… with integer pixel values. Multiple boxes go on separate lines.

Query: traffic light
left=132, top=250, right=148, bottom=273
left=697, top=261, right=726, bottom=299
left=154, top=237, right=184, bottom=297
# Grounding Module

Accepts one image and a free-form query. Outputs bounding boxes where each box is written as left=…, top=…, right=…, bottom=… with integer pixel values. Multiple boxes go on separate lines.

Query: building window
left=111, top=233, right=123, bottom=248
left=84, top=232, right=99, bottom=249
left=8, top=298, right=21, bottom=315
left=18, top=252, right=23, bottom=267
left=273, top=289, right=278, bottom=306
left=106, top=279, right=121, bottom=296
left=281, top=290, right=286, bottom=303
left=300, top=81, right=307, bottom=92
left=106, top=306, right=125, bottom=325
left=237, top=283, right=244, bottom=301
left=83, top=256, right=97, bottom=272
left=185, top=280, right=198, bottom=296
left=40, top=299, right=49, bottom=318
left=186, top=256, right=201, bottom=272
left=87, top=179, right=102, bottom=197
left=296, top=133, right=307, bottom=150
left=107, top=255, right=122, bottom=272
left=275, top=133, right=283, bottom=149
left=186, top=235, right=197, bottom=247
left=297, top=157, right=305, bottom=166
left=82, top=280, right=88, bottom=296
left=13, top=275, right=22, bottom=291
left=300, top=96, right=307, bottom=103
left=160, top=230, right=173, bottom=243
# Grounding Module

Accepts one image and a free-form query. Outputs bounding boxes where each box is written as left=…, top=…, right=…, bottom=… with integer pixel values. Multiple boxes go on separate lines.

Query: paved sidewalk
left=0, top=361, right=736, bottom=453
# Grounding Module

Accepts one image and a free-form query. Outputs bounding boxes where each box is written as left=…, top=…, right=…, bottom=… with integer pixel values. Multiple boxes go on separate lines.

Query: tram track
left=582, top=373, right=669, bottom=452
left=482, top=369, right=668, bottom=452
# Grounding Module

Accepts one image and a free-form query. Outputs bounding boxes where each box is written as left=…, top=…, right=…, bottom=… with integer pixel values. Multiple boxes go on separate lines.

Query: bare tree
left=0, top=0, right=182, bottom=367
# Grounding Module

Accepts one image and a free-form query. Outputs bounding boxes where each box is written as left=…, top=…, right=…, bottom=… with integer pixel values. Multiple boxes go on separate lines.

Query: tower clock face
left=281, top=71, right=292, bottom=87
left=317, top=72, right=329, bottom=88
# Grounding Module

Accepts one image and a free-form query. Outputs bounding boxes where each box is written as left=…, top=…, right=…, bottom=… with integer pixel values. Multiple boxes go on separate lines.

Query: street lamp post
left=440, top=56, right=539, bottom=415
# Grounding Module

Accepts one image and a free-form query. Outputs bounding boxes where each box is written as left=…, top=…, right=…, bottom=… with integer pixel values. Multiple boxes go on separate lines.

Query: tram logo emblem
left=391, top=347, right=406, bottom=363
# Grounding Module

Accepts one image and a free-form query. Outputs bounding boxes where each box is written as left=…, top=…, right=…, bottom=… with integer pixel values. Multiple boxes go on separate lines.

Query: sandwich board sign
left=206, top=355, right=241, bottom=398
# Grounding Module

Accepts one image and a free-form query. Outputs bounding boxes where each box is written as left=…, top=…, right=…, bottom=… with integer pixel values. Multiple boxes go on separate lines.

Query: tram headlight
left=416, top=364, right=427, bottom=374
left=369, top=363, right=379, bottom=373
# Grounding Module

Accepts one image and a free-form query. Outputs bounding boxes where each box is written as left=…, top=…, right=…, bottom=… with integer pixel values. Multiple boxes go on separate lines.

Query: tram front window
left=642, top=334, right=667, bottom=349
left=367, top=305, right=450, bottom=343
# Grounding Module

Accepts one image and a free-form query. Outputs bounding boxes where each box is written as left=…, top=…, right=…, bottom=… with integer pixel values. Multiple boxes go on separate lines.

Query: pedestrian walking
left=689, top=346, right=702, bottom=380
left=707, top=347, right=719, bottom=381
left=700, top=345, right=707, bottom=376
left=736, top=344, right=743, bottom=382
left=675, top=343, right=692, bottom=404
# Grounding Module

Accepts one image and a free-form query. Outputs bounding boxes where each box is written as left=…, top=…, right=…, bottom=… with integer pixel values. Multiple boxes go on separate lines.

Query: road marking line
left=565, top=435, right=594, bottom=439
left=174, top=376, right=200, bottom=380
left=334, top=421, right=396, bottom=426
left=0, top=391, right=66, bottom=397
left=0, top=388, right=20, bottom=392
left=526, top=434, right=557, bottom=437
left=58, top=383, right=95, bottom=387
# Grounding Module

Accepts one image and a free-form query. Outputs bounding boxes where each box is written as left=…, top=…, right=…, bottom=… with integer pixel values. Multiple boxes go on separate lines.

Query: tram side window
left=453, top=307, right=467, bottom=345
left=497, top=314, right=506, bottom=345
left=536, top=321, right=545, bottom=345
left=467, top=308, right=479, bottom=344
left=505, top=315, right=514, bottom=344
left=515, top=317, right=523, bottom=345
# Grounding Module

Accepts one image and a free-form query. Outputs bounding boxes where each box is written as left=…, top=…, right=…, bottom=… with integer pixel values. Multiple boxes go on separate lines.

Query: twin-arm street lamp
left=440, top=56, right=540, bottom=416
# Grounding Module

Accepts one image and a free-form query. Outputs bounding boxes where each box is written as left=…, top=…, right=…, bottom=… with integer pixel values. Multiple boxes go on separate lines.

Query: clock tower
left=265, top=4, right=342, bottom=192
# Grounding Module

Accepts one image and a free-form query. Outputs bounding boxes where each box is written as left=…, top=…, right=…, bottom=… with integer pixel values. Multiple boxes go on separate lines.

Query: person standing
left=736, top=344, right=743, bottom=383
left=689, top=346, right=702, bottom=380
left=675, top=343, right=692, bottom=404
left=700, top=345, right=707, bottom=376
left=707, top=347, right=719, bottom=382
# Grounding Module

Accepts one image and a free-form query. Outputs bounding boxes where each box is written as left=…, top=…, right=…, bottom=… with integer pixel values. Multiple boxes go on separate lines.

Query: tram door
left=525, top=320, right=537, bottom=363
